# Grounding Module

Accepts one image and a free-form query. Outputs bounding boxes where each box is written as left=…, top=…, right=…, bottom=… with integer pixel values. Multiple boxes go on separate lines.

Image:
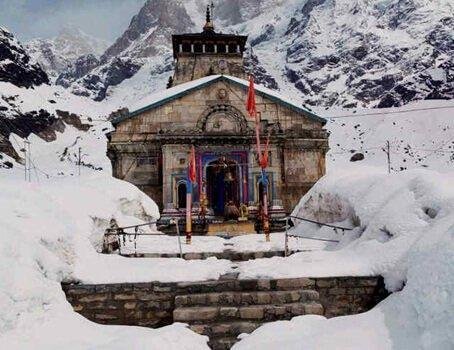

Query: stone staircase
left=173, top=277, right=324, bottom=349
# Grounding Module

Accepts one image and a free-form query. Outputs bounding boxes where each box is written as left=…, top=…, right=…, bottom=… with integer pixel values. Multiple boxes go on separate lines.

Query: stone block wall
left=62, top=282, right=176, bottom=328
left=62, top=276, right=388, bottom=328
left=313, top=276, right=389, bottom=317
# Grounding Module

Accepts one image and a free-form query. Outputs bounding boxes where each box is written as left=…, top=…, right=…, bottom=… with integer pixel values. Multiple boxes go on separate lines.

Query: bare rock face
left=0, top=27, right=49, bottom=88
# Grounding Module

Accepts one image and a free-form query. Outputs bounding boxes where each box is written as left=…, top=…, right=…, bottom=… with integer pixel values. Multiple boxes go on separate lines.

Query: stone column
left=202, top=44, right=206, bottom=53
left=191, top=44, right=194, bottom=53
left=179, top=44, right=183, bottom=53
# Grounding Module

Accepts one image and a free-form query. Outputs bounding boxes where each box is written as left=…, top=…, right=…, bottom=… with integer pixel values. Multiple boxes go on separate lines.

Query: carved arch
left=196, top=104, right=250, bottom=134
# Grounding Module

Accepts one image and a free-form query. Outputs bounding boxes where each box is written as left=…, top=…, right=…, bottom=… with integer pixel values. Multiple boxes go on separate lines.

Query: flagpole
left=186, top=145, right=196, bottom=245
left=186, top=179, right=192, bottom=245
left=261, top=168, right=270, bottom=242
left=247, top=75, right=270, bottom=242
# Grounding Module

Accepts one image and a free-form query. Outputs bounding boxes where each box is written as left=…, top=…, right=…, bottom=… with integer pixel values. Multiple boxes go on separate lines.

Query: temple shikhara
left=107, top=7, right=329, bottom=235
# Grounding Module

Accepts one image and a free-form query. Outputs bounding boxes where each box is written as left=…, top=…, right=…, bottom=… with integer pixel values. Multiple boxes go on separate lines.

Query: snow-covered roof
left=112, top=75, right=326, bottom=125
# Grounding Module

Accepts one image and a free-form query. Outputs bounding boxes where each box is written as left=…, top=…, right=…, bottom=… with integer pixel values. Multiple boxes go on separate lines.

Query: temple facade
left=107, top=8, right=329, bottom=231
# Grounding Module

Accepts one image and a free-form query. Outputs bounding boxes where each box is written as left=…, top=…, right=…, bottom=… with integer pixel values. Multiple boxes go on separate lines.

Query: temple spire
left=203, top=3, right=214, bottom=32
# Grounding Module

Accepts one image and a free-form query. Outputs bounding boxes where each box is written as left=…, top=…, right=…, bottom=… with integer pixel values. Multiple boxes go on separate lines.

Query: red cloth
left=260, top=135, right=270, bottom=169
left=246, top=75, right=256, bottom=117
left=188, top=145, right=196, bottom=183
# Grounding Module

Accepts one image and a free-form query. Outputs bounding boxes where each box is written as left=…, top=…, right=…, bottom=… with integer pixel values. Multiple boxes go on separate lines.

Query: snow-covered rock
left=64, top=0, right=194, bottom=100
left=0, top=27, right=49, bottom=88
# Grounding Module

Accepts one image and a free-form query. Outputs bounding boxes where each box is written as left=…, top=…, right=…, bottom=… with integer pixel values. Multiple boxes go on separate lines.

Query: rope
left=289, top=215, right=354, bottom=231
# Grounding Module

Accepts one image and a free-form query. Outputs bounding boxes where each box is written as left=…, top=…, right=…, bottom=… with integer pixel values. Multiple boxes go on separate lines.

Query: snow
left=0, top=107, right=218, bottom=349
left=120, top=232, right=328, bottom=256
left=2, top=9, right=454, bottom=348
left=234, top=168, right=454, bottom=349
left=26, top=26, right=109, bottom=78
left=324, top=100, right=454, bottom=173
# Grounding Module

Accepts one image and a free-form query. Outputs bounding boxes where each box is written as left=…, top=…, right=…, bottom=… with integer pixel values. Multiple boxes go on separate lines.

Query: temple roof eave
left=111, top=75, right=327, bottom=127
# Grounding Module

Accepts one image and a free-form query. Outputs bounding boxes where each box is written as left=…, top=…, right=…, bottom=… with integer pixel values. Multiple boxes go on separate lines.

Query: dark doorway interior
left=206, top=158, right=239, bottom=216
left=177, top=182, right=187, bottom=209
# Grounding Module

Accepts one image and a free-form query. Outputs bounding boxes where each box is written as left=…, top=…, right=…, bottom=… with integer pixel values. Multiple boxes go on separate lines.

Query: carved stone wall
left=173, top=55, right=246, bottom=85
left=107, top=79, right=329, bottom=212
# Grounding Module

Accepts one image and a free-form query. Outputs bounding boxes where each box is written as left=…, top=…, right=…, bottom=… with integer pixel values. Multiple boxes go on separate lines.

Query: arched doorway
left=206, top=157, right=240, bottom=216
left=177, top=182, right=187, bottom=209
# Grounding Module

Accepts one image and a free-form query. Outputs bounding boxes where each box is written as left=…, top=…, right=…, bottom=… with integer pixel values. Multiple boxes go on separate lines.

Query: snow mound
left=0, top=174, right=216, bottom=349
left=235, top=168, right=454, bottom=349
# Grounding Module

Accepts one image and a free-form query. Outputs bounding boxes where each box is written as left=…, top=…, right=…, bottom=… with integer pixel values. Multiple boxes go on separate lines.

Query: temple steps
left=175, top=290, right=320, bottom=307
left=173, top=282, right=324, bottom=349
left=174, top=302, right=323, bottom=322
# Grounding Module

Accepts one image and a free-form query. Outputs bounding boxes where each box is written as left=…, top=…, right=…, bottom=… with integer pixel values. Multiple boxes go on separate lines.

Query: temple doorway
left=206, top=157, right=240, bottom=216
left=177, top=182, right=187, bottom=209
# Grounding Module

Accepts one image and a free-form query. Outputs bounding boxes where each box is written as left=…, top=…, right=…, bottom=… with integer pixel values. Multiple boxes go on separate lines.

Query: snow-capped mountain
left=0, top=2, right=453, bottom=173
left=247, top=0, right=454, bottom=108
left=0, top=28, right=114, bottom=165
left=61, top=0, right=196, bottom=101
left=26, top=26, right=109, bottom=79
left=60, top=0, right=453, bottom=108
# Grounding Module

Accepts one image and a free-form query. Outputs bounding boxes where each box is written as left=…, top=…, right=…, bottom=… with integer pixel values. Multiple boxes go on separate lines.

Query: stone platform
left=207, top=220, right=256, bottom=236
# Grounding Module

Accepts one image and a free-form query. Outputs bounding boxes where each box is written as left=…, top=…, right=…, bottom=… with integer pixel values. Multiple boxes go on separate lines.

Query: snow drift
left=235, top=168, right=454, bottom=349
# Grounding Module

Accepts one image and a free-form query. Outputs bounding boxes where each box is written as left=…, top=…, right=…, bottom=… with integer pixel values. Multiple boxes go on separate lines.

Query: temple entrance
left=177, top=182, right=187, bottom=209
left=206, top=157, right=240, bottom=216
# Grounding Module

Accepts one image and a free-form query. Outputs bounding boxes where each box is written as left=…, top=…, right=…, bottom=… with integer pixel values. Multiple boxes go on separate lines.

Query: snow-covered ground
left=234, top=168, right=454, bottom=350
left=0, top=173, right=224, bottom=348
left=120, top=232, right=328, bottom=256
left=1, top=72, right=453, bottom=349
left=324, top=99, right=454, bottom=173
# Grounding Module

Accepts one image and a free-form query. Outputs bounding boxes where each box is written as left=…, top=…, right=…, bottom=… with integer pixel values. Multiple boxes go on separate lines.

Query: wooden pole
left=261, top=169, right=270, bottom=242
left=186, top=180, right=192, bottom=245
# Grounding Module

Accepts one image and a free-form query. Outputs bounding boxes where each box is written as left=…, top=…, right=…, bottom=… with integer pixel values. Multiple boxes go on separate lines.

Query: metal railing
left=284, top=215, right=354, bottom=256
left=104, top=219, right=183, bottom=258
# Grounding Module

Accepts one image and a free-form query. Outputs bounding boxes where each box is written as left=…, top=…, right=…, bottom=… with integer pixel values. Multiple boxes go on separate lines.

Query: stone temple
left=107, top=8, right=329, bottom=233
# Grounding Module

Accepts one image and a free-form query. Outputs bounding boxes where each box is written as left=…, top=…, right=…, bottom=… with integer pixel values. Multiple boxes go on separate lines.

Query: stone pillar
left=237, top=44, right=240, bottom=53
left=179, top=44, right=183, bottom=53
left=214, top=44, right=217, bottom=53
left=202, top=44, right=206, bottom=53
left=191, top=44, right=194, bottom=53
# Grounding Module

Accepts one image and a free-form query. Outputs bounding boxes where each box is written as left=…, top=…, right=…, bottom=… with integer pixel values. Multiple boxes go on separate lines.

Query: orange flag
left=246, top=75, right=257, bottom=117
left=188, top=145, right=197, bottom=183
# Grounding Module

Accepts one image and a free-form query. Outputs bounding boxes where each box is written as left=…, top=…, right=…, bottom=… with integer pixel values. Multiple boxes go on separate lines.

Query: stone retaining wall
left=62, top=276, right=388, bottom=328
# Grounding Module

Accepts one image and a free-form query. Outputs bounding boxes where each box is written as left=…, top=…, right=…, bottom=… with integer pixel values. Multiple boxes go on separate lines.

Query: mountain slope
left=0, top=27, right=49, bottom=88
left=61, top=0, right=453, bottom=108
left=26, top=27, right=109, bottom=79
left=61, top=0, right=195, bottom=101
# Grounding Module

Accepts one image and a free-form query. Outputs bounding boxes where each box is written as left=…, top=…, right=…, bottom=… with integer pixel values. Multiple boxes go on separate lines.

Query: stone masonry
left=63, top=276, right=388, bottom=349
